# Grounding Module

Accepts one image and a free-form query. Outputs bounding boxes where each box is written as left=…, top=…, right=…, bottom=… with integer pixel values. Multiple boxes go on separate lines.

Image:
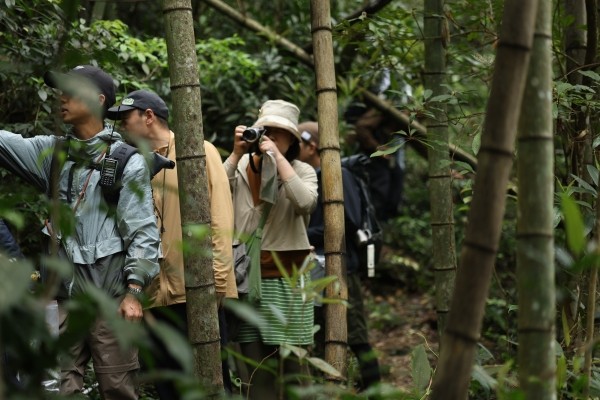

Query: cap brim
left=106, top=105, right=137, bottom=120
left=43, top=71, right=67, bottom=90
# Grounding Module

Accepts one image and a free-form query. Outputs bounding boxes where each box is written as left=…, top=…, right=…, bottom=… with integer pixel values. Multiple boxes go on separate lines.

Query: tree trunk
left=430, top=1, right=538, bottom=399
left=162, top=0, right=223, bottom=396
left=516, top=1, right=556, bottom=399
left=424, top=0, right=456, bottom=336
left=310, top=0, right=348, bottom=383
left=565, top=0, right=587, bottom=85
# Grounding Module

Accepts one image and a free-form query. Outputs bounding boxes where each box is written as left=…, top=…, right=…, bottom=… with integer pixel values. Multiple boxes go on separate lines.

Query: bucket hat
left=253, top=100, right=300, bottom=141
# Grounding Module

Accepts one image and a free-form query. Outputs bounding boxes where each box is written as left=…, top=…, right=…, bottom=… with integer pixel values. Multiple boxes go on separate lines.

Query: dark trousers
left=313, top=273, right=381, bottom=390
left=146, top=303, right=232, bottom=399
left=239, top=341, right=308, bottom=400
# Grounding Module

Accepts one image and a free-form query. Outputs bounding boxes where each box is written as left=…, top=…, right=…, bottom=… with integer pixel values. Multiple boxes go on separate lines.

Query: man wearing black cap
left=0, top=65, right=161, bottom=399
left=108, top=89, right=236, bottom=397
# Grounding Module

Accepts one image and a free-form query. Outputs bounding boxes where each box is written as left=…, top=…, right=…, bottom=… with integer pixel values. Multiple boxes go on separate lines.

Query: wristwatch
left=126, top=286, right=143, bottom=298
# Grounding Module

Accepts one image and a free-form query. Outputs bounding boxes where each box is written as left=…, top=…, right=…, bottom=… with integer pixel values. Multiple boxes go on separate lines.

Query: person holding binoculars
left=224, top=99, right=318, bottom=399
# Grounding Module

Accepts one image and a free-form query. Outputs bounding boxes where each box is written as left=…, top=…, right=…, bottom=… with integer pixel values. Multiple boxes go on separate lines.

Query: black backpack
left=49, top=139, right=175, bottom=205
left=341, top=154, right=383, bottom=271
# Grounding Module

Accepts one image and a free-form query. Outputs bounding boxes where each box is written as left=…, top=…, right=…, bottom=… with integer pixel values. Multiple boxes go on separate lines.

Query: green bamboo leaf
left=557, top=355, right=567, bottom=389
left=148, top=320, right=194, bottom=373
left=306, top=357, right=343, bottom=379
left=587, top=164, right=599, bottom=186
left=472, top=131, right=481, bottom=155
left=561, top=308, right=571, bottom=347
left=561, top=194, right=585, bottom=257
left=411, top=344, right=431, bottom=393
left=579, top=69, right=600, bottom=82
left=471, top=364, right=497, bottom=391
left=0, top=258, right=33, bottom=312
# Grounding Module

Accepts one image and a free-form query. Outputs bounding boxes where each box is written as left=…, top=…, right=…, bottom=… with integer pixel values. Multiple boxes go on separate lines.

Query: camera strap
left=248, top=148, right=262, bottom=174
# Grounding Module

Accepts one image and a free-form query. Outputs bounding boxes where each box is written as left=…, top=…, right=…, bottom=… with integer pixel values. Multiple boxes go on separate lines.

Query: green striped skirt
left=236, top=277, right=314, bottom=346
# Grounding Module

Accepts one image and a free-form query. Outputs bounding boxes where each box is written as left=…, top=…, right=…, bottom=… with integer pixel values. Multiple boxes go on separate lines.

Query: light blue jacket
left=0, top=127, right=160, bottom=298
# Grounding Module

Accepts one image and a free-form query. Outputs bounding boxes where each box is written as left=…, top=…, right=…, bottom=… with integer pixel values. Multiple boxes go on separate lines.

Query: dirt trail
left=365, top=284, right=439, bottom=392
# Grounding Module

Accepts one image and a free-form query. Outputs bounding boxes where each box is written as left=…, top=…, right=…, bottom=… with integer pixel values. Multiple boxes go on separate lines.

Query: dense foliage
left=4, top=0, right=600, bottom=398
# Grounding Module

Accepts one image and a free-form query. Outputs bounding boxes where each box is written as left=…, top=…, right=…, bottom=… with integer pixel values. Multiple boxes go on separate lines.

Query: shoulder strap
left=110, top=143, right=139, bottom=183
left=102, top=143, right=139, bottom=205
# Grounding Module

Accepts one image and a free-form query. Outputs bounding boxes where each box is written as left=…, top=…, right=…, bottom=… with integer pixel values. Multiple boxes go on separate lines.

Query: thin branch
left=343, top=0, right=394, bottom=21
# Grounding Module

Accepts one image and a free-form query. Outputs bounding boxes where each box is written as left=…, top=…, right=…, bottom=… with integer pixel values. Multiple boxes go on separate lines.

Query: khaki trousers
left=58, top=302, right=139, bottom=399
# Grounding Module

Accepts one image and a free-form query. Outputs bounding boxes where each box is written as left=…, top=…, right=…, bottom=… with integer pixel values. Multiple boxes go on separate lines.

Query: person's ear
left=145, top=109, right=155, bottom=125
left=98, top=94, right=106, bottom=107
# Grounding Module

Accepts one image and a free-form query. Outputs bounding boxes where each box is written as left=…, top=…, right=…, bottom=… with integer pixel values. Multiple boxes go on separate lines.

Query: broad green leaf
left=472, top=364, right=497, bottom=391
left=371, top=145, right=402, bottom=158
left=223, top=299, right=266, bottom=331
left=569, top=173, right=596, bottom=195
left=38, top=88, right=48, bottom=102
left=561, top=194, right=586, bottom=257
left=280, top=343, right=308, bottom=360
left=306, top=356, right=343, bottom=379
left=411, top=344, right=431, bottom=393
left=561, top=308, right=571, bottom=347
left=587, top=164, right=600, bottom=186
left=148, top=319, right=193, bottom=374
left=454, top=161, right=475, bottom=175
left=472, top=131, right=481, bottom=155
left=579, top=69, right=600, bottom=82
left=0, top=258, right=34, bottom=312
left=429, top=94, right=454, bottom=103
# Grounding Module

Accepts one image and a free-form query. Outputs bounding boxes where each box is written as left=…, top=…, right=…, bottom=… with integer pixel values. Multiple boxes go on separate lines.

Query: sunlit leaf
left=411, top=344, right=431, bottom=393
left=561, top=193, right=586, bottom=257
left=471, top=364, right=497, bottom=391
left=306, top=357, right=343, bottom=379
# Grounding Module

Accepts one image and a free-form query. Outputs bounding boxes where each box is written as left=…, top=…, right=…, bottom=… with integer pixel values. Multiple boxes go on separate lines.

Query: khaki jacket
left=147, top=135, right=236, bottom=307
left=224, top=154, right=318, bottom=251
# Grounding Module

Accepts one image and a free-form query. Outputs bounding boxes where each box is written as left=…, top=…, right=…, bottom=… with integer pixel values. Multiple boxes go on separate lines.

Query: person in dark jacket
left=0, top=219, right=23, bottom=260
left=298, top=121, right=381, bottom=390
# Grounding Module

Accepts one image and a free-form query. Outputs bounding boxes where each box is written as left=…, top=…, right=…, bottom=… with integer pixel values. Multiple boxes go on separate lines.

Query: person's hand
left=119, top=292, right=143, bottom=322
left=258, top=134, right=282, bottom=159
left=233, top=125, right=252, bottom=157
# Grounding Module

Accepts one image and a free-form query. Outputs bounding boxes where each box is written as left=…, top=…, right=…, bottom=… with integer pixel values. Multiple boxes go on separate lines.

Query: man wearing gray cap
left=0, top=65, right=160, bottom=399
left=108, top=89, right=237, bottom=398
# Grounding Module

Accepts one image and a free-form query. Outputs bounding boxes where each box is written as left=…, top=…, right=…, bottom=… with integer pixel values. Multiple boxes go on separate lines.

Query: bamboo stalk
left=516, top=1, right=556, bottom=398
left=310, top=0, right=348, bottom=383
left=430, top=1, right=539, bottom=399
left=162, top=0, right=223, bottom=396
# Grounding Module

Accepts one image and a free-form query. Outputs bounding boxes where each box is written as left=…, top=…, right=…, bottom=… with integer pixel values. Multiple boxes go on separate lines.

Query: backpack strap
left=101, top=143, right=139, bottom=205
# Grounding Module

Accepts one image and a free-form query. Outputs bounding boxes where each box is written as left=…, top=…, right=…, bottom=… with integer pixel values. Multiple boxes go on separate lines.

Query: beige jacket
left=147, top=135, right=237, bottom=307
left=224, top=154, right=318, bottom=250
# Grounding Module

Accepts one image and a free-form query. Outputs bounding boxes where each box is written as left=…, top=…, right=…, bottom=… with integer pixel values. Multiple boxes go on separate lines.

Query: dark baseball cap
left=43, top=65, right=116, bottom=109
left=107, top=90, right=169, bottom=120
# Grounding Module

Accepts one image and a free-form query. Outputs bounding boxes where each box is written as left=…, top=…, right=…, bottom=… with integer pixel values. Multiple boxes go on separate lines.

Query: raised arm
left=0, top=131, right=56, bottom=192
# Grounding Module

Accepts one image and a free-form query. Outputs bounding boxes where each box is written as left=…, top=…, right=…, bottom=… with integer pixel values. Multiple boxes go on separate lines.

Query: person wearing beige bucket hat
left=224, top=99, right=318, bottom=399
